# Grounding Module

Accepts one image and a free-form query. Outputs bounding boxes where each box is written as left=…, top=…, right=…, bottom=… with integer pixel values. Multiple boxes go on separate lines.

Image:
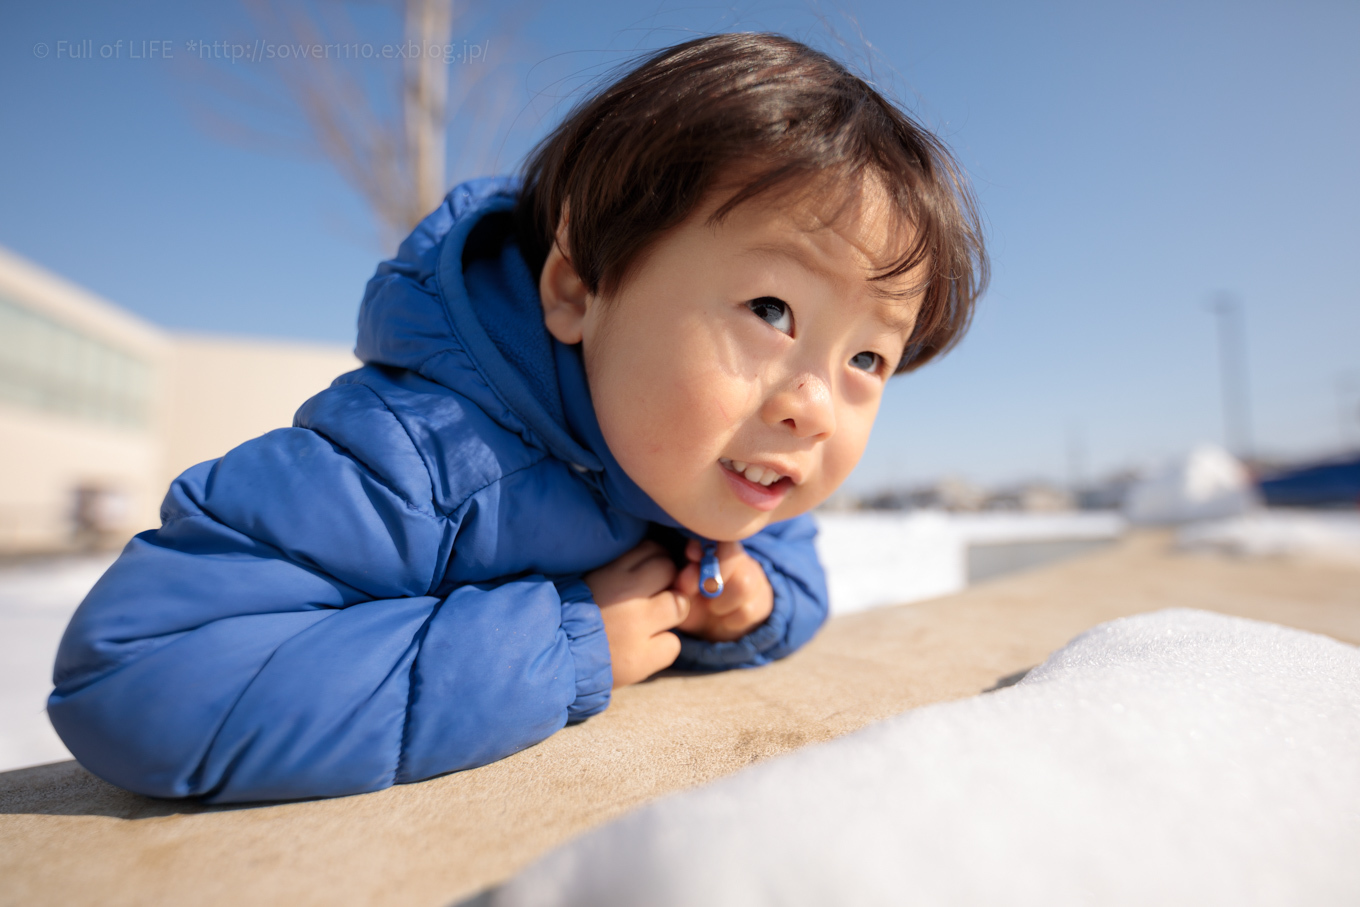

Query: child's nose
left=764, top=373, right=836, bottom=439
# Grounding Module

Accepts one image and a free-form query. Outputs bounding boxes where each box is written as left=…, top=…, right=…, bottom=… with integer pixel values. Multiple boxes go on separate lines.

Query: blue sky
left=2, top=1, right=1357, bottom=493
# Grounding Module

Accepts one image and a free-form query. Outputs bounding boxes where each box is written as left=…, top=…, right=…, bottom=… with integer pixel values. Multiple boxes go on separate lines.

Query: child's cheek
left=817, top=417, right=874, bottom=495
left=679, top=366, right=759, bottom=465
left=695, top=328, right=767, bottom=426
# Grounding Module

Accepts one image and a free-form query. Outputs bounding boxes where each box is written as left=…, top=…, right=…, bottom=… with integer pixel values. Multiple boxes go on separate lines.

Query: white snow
left=1178, top=509, right=1360, bottom=564
left=1125, top=444, right=1259, bottom=524
left=0, top=554, right=113, bottom=773
left=812, top=511, right=964, bottom=615
left=484, top=610, right=1360, bottom=907
left=813, top=510, right=1125, bottom=614
left=945, top=510, right=1128, bottom=544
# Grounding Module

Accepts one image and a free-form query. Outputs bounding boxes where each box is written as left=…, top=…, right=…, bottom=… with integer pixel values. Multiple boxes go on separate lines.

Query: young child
left=48, top=33, right=985, bottom=803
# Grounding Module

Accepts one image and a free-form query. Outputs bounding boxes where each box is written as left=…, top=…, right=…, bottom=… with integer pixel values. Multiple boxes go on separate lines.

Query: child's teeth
left=723, top=458, right=784, bottom=487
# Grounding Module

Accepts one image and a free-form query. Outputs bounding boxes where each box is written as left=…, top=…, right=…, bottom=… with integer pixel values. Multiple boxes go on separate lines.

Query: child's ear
left=539, top=210, right=591, bottom=345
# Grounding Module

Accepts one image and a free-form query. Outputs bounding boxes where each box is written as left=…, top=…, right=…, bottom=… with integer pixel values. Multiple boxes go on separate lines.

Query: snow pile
left=1178, top=510, right=1360, bottom=564
left=481, top=610, right=1360, bottom=907
left=0, top=554, right=114, bottom=772
left=814, top=511, right=1124, bottom=614
left=947, top=510, right=1125, bottom=544
left=813, top=511, right=963, bottom=615
left=1124, top=445, right=1258, bottom=524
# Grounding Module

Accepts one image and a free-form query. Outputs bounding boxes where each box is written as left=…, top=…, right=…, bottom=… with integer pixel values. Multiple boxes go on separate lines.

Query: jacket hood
left=355, top=177, right=679, bottom=529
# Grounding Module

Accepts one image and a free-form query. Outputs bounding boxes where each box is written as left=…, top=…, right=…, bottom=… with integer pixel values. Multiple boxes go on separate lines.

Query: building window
left=0, top=294, right=153, bottom=429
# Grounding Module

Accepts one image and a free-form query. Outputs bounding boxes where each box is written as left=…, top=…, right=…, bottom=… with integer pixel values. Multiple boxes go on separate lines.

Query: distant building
left=861, top=477, right=988, bottom=512
left=0, top=246, right=359, bottom=555
left=983, top=483, right=1075, bottom=513
left=861, top=479, right=1087, bottom=514
left=1075, top=471, right=1141, bottom=511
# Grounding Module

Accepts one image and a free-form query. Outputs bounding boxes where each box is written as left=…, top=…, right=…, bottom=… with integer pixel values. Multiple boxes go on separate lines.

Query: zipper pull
left=699, top=540, right=724, bottom=599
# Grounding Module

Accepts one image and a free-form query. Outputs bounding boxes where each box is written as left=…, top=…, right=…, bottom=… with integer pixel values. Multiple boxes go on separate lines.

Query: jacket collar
left=553, top=339, right=680, bottom=528
left=357, top=178, right=679, bottom=529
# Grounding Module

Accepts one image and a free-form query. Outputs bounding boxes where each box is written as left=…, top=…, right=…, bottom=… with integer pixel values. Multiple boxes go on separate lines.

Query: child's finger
left=671, top=590, right=691, bottom=627
left=685, top=538, right=702, bottom=563
left=645, top=631, right=682, bottom=674
left=708, top=595, right=743, bottom=617
left=609, top=539, right=665, bottom=573
left=645, top=588, right=690, bottom=631
left=676, top=600, right=709, bottom=635
left=720, top=600, right=764, bottom=634
left=673, top=561, right=700, bottom=598
left=715, top=539, right=747, bottom=566
left=672, top=565, right=709, bottom=634
left=628, top=549, right=679, bottom=596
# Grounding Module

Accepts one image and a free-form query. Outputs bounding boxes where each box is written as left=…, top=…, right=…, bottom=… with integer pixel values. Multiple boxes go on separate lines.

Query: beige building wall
left=0, top=246, right=360, bottom=555
left=0, top=247, right=171, bottom=554
left=163, top=336, right=359, bottom=487
left=0, top=405, right=164, bottom=553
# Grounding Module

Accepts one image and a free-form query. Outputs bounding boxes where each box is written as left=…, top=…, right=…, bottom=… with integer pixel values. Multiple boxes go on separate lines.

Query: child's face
left=540, top=177, right=921, bottom=541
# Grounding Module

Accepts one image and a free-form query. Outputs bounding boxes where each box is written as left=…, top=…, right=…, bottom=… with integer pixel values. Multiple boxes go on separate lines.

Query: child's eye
left=747, top=297, right=793, bottom=335
left=849, top=351, right=883, bottom=373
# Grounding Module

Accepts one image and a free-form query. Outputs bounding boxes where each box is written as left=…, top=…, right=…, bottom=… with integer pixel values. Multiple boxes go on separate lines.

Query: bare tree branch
left=184, top=0, right=524, bottom=248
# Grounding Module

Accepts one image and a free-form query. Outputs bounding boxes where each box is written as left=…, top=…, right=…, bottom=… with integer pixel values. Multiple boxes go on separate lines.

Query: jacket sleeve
left=673, top=513, right=829, bottom=671
left=47, top=390, right=612, bottom=804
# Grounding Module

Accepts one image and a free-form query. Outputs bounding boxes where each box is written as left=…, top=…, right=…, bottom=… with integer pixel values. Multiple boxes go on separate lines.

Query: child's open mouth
left=719, top=458, right=794, bottom=511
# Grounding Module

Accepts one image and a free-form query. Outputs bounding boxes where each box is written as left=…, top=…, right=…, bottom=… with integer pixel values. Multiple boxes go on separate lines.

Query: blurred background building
left=0, top=245, right=357, bottom=555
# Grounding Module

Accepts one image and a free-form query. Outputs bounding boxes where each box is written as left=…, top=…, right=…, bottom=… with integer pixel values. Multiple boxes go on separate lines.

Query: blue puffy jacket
left=48, top=178, right=829, bottom=803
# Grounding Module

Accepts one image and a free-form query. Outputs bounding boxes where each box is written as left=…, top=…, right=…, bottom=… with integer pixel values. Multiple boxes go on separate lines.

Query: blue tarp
left=1259, top=455, right=1360, bottom=508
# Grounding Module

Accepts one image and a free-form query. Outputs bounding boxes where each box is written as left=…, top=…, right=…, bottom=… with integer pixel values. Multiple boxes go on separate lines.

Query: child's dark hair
left=516, top=32, right=988, bottom=372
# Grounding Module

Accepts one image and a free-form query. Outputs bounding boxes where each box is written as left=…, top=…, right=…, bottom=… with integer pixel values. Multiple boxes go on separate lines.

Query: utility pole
left=1066, top=420, right=1086, bottom=491
left=1208, top=293, right=1255, bottom=461
left=1338, top=371, right=1360, bottom=451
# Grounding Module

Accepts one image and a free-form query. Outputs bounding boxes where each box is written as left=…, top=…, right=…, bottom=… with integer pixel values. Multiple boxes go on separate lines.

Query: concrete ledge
left=3, top=532, right=1358, bottom=907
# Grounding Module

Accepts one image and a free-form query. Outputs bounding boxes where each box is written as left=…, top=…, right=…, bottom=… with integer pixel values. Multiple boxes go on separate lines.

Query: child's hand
left=673, top=539, right=774, bottom=643
left=584, top=540, right=691, bottom=687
